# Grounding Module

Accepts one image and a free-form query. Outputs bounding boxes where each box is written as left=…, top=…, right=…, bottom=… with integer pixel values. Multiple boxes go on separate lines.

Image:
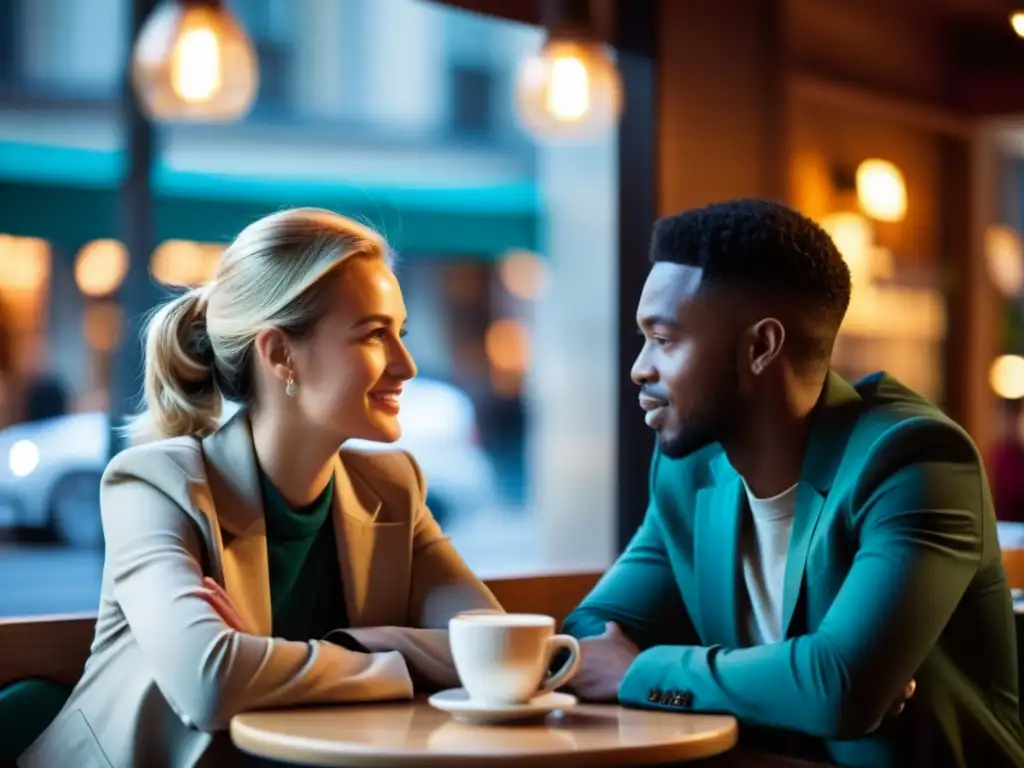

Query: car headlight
left=9, top=440, right=39, bottom=477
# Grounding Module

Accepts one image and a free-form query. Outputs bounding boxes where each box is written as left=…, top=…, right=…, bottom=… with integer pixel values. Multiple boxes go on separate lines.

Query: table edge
left=230, top=707, right=740, bottom=767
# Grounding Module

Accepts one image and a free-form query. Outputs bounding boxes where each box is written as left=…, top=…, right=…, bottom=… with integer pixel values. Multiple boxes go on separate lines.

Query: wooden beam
left=428, top=0, right=1024, bottom=119
left=955, top=67, right=1024, bottom=116
left=948, top=9, right=1024, bottom=116
left=788, top=70, right=976, bottom=137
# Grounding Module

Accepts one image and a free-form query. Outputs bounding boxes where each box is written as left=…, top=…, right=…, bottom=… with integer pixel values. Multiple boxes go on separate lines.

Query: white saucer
left=427, top=688, right=578, bottom=724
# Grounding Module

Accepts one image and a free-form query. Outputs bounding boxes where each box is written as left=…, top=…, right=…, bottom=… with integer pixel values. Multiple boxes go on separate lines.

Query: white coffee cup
left=449, top=612, right=580, bottom=705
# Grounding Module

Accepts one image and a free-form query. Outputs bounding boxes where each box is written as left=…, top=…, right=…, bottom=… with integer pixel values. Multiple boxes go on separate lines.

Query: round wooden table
left=230, top=697, right=738, bottom=766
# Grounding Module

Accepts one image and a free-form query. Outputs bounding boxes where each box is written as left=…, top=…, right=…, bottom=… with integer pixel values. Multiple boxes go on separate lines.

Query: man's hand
left=566, top=621, right=640, bottom=702
left=889, top=678, right=916, bottom=718
left=563, top=619, right=917, bottom=721
left=866, top=678, right=917, bottom=733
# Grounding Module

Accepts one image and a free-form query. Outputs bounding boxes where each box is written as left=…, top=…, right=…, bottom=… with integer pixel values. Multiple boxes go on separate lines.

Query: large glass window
left=0, top=0, right=618, bottom=616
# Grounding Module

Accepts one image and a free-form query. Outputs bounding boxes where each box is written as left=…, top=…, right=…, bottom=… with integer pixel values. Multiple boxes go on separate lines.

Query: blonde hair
left=125, top=208, right=391, bottom=445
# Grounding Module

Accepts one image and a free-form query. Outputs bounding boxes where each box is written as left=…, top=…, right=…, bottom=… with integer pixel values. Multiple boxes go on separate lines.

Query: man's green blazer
left=565, top=371, right=1024, bottom=767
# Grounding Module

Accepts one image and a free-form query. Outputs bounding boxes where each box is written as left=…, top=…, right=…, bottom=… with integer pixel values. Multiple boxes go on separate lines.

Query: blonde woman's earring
left=285, top=374, right=298, bottom=397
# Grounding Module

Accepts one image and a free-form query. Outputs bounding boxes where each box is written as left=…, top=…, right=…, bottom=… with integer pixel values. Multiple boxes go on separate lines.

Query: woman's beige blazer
left=19, top=412, right=502, bottom=767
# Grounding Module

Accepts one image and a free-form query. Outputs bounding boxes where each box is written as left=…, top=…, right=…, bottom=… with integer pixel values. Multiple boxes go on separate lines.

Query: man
left=562, top=199, right=1024, bottom=767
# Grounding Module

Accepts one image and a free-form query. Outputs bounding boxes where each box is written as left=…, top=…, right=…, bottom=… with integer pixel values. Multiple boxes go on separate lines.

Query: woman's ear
left=253, top=327, right=293, bottom=385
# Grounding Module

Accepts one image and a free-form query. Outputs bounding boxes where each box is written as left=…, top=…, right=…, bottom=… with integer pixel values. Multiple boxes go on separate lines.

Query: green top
left=260, top=471, right=348, bottom=641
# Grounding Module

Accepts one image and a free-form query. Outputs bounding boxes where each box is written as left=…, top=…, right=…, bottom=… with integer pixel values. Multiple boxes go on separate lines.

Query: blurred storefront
left=0, top=0, right=620, bottom=609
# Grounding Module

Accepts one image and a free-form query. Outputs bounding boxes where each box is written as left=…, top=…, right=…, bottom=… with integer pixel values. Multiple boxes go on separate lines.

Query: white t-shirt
left=740, top=481, right=798, bottom=645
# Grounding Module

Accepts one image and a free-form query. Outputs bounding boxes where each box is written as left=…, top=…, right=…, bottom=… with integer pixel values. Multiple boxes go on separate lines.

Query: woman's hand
left=343, top=627, right=462, bottom=690
left=194, top=577, right=258, bottom=635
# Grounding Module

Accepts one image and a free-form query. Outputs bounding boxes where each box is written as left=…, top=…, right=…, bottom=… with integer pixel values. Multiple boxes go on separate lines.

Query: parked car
left=0, top=377, right=497, bottom=548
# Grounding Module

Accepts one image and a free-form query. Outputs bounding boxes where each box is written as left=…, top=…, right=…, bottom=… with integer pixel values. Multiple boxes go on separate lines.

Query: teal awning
left=0, top=140, right=541, bottom=256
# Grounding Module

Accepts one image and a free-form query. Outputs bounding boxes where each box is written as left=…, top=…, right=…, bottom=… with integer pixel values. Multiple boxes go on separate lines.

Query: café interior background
left=0, top=0, right=1022, bottom=617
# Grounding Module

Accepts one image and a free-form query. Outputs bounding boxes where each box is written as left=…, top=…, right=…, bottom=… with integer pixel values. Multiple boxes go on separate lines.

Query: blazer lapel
left=781, top=370, right=862, bottom=638
left=331, top=454, right=390, bottom=627
left=695, top=455, right=743, bottom=648
left=780, top=481, right=825, bottom=637
left=200, top=412, right=272, bottom=636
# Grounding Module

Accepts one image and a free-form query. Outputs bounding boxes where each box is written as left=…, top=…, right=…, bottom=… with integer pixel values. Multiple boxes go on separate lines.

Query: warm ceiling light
left=1011, top=11, right=1024, bottom=38
left=986, top=225, right=1024, bottom=296
left=855, top=159, right=907, bottom=223
left=991, top=354, right=1024, bottom=399
left=514, top=0, right=622, bottom=141
left=132, top=0, right=258, bottom=122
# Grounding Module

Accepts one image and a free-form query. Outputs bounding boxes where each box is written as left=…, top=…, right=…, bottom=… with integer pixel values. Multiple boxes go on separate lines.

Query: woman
left=19, top=209, right=502, bottom=768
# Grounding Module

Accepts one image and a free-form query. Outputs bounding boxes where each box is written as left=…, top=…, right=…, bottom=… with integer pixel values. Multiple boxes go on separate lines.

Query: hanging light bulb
left=1011, top=11, right=1024, bottom=38
left=131, top=0, right=259, bottom=122
left=514, top=0, right=623, bottom=142
left=986, top=225, right=1024, bottom=297
left=855, top=159, right=907, bottom=223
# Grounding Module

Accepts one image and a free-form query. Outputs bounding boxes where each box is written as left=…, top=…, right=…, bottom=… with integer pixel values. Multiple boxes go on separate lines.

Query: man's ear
left=746, top=317, right=785, bottom=375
